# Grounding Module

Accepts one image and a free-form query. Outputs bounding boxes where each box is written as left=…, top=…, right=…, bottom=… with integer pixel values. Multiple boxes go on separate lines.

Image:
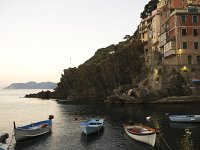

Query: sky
left=0, top=0, right=147, bottom=88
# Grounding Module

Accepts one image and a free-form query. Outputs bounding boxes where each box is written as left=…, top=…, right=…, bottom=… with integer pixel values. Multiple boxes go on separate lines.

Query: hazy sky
left=0, top=0, right=147, bottom=88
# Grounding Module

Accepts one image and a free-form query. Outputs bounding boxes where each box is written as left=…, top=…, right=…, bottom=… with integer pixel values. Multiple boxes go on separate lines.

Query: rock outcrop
left=25, top=31, right=193, bottom=103
left=26, top=34, right=147, bottom=100
left=105, top=71, right=192, bottom=104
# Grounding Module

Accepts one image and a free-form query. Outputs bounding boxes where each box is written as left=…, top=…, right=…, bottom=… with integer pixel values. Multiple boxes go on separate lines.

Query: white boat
left=123, top=123, right=157, bottom=146
left=169, top=115, right=200, bottom=122
left=80, top=118, right=104, bottom=135
left=14, top=115, right=54, bottom=142
left=0, top=143, right=8, bottom=150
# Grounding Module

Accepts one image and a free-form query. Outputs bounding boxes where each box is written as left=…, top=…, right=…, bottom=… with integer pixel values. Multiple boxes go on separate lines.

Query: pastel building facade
left=139, top=0, right=200, bottom=71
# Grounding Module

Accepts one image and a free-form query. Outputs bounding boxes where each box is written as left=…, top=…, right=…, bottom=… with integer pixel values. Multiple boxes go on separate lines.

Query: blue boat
left=14, top=115, right=54, bottom=142
left=169, top=115, right=200, bottom=123
left=80, top=119, right=104, bottom=135
left=0, top=144, right=8, bottom=150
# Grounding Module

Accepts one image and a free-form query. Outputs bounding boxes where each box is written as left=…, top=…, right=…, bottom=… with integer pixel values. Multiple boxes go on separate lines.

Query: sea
left=0, top=89, right=200, bottom=150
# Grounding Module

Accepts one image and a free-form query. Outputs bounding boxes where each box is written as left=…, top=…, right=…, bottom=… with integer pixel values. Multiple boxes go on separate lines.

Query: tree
left=140, top=0, right=159, bottom=19
left=123, top=35, right=131, bottom=40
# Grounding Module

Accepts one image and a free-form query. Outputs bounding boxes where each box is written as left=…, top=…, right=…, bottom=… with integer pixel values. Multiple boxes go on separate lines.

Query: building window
left=182, top=29, right=187, bottom=36
left=188, top=55, right=192, bottom=65
left=189, top=8, right=198, bottom=13
left=197, top=56, right=200, bottom=65
left=193, top=29, right=198, bottom=36
left=181, top=15, right=186, bottom=23
left=192, top=16, right=198, bottom=23
left=182, top=42, right=188, bottom=49
left=194, top=42, right=199, bottom=49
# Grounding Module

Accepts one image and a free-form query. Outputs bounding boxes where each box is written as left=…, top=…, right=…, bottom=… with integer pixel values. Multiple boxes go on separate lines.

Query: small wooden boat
left=14, top=115, right=54, bottom=142
left=169, top=115, right=200, bottom=122
left=80, top=118, right=104, bottom=135
left=123, top=123, right=157, bottom=146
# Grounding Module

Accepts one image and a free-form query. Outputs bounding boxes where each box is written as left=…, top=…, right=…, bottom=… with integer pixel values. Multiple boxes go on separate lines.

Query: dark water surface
left=1, top=90, right=200, bottom=150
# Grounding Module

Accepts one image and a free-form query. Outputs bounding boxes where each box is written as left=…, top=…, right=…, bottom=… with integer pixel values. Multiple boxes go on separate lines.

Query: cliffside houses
left=139, top=0, right=200, bottom=94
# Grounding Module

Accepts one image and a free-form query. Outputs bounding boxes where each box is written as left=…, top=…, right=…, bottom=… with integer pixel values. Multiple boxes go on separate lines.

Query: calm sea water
left=1, top=89, right=200, bottom=150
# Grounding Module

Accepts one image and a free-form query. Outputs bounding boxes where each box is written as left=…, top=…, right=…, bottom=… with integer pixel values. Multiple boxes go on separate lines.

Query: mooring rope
left=146, top=116, right=173, bottom=150
left=159, top=135, right=173, bottom=150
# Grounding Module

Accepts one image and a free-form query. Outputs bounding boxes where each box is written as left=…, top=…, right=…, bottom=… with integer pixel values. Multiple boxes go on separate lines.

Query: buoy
left=146, top=116, right=151, bottom=121
left=165, top=113, right=169, bottom=116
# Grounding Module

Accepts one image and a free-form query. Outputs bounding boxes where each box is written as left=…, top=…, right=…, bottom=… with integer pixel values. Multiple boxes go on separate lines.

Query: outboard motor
left=0, top=133, right=9, bottom=143
left=48, top=115, right=54, bottom=120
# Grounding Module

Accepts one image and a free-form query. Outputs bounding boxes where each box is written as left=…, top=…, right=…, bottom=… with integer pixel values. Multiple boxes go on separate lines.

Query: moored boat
left=14, top=115, right=54, bottom=142
left=169, top=115, right=200, bottom=122
left=123, top=123, right=157, bottom=146
left=0, top=143, right=8, bottom=150
left=80, top=118, right=104, bottom=135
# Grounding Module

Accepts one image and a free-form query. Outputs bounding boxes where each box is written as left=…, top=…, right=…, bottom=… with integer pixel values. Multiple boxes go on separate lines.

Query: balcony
left=164, top=41, right=176, bottom=57
left=171, top=8, right=200, bottom=16
left=164, top=50, right=176, bottom=57
left=159, top=32, right=167, bottom=47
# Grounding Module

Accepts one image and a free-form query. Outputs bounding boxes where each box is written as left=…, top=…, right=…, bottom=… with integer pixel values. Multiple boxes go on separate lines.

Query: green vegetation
left=140, top=0, right=159, bottom=19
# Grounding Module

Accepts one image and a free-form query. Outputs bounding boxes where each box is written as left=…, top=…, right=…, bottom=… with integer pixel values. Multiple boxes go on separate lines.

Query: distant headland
left=4, top=81, right=57, bottom=89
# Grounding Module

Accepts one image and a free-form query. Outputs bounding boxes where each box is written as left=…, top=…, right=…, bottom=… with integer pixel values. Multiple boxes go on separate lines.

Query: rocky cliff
left=105, top=70, right=192, bottom=104
left=25, top=31, right=193, bottom=102
left=25, top=33, right=147, bottom=100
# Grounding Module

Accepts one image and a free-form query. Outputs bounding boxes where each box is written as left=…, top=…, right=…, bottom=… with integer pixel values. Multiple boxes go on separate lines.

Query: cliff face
left=55, top=39, right=145, bottom=99
left=25, top=35, right=193, bottom=102
left=128, top=71, right=191, bottom=101
left=26, top=36, right=146, bottom=100
left=105, top=70, right=192, bottom=104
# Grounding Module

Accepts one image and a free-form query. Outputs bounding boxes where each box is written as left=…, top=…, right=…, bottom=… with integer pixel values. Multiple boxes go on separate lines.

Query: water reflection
left=56, top=103, right=200, bottom=150
left=80, top=128, right=105, bottom=146
left=180, top=129, right=194, bottom=150
left=2, top=90, right=200, bottom=150
left=170, top=122, right=198, bottom=129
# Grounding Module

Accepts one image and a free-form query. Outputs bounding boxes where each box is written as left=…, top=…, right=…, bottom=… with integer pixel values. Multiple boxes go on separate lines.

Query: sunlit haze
left=0, top=0, right=147, bottom=88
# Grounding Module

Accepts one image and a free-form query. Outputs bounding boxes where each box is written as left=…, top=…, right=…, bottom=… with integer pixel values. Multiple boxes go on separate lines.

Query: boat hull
left=169, top=115, right=200, bottom=122
left=14, top=120, right=52, bottom=142
left=125, top=129, right=156, bottom=146
left=14, top=126, right=51, bottom=142
left=80, top=125, right=103, bottom=135
left=80, top=119, right=104, bottom=135
left=123, top=124, right=156, bottom=146
left=0, top=143, right=8, bottom=150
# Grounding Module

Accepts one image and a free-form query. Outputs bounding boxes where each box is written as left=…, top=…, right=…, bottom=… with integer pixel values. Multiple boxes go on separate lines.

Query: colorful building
left=139, top=9, right=161, bottom=69
left=139, top=0, right=200, bottom=69
left=139, top=0, right=200, bottom=91
left=160, top=0, right=200, bottom=67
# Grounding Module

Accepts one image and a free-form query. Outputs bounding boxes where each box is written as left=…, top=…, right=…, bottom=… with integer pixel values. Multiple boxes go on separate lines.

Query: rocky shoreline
left=105, top=95, right=200, bottom=104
